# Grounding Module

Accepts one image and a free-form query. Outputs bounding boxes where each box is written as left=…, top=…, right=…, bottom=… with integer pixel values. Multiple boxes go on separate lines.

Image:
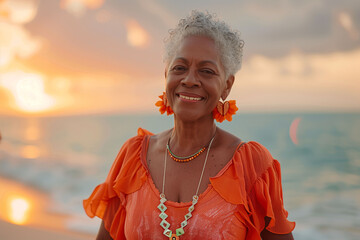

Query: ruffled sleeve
left=83, top=128, right=153, bottom=239
left=210, top=141, right=295, bottom=239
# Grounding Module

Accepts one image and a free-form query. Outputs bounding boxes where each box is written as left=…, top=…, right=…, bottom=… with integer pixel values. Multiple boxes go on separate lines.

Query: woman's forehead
left=172, top=36, right=221, bottom=64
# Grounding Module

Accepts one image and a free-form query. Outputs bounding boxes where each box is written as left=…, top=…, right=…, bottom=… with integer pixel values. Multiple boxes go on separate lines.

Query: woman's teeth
left=179, top=95, right=202, bottom=101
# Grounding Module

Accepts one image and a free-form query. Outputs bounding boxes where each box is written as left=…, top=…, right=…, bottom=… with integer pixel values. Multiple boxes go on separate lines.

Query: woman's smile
left=177, top=92, right=204, bottom=102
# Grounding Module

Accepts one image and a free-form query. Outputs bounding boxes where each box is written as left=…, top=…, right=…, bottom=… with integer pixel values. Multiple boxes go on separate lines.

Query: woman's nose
left=181, top=70, right=200, bottom=87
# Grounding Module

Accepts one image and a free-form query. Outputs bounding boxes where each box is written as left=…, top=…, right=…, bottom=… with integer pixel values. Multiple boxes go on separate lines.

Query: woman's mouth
left=177, top=93, right=203, bottom=102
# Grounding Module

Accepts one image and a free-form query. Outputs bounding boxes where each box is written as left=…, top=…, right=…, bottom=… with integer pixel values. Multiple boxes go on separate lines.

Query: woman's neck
left=169, top=116, right=217, bottom=154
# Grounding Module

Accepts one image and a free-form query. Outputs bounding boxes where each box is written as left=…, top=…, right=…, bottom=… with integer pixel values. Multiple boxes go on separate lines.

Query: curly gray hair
left=164, top=10, right=244, bottom=77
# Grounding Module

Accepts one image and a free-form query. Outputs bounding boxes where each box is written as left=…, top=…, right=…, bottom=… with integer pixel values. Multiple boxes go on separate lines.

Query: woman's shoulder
left=116, top=128, right=172, bottom=167
left=146, top=128, right=172, bottom=148
left=218, top=127, right=271, bottom=159
left=232, top=140, right=276, bottom=189
left=240, top=141, right=273, bottom=160
left=216, top=127, right=242, bottom=149
left=210, top=132, right=274, bottom=202
left=215, top=127, right=274, bottom=172
left=105, top=128, right=154, bottom=195
left=210, top=137, right=279, bottom=202
left=110, top=128, right=153, bottom=168
left=119, top=128, right=154, bottom=149
left=214, top=129, right=275, bottom=183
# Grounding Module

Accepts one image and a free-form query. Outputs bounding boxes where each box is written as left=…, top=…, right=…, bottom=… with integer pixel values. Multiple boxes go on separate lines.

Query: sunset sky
left=0, top=0, right=360, bottom=116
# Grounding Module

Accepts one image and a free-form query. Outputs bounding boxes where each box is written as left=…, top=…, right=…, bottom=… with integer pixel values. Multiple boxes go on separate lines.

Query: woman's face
left=165, top=35, right=233, bottom=122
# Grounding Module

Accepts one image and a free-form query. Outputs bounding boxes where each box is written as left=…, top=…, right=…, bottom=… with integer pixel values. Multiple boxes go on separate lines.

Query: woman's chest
left=123, top=180, right=247, bottom=240
left=146, top=148, right=232, bottom=203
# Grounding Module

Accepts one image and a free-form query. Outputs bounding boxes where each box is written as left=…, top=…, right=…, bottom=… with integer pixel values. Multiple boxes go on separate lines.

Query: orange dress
left=83, top=128, right=295, bottom=239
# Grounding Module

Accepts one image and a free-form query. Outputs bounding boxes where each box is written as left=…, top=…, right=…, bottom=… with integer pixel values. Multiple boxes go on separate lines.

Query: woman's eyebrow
left=173, top=57, right=188, bottom=63
left=199, top=60, right=218, bottom=67
left=174, top=58, right=218, bottom=67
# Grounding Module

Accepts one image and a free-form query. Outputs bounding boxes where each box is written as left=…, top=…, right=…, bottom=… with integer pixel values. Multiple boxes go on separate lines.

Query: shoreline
left=0, top=220, right=94, bottom=240
left=0, top=176, right=96, bottom=240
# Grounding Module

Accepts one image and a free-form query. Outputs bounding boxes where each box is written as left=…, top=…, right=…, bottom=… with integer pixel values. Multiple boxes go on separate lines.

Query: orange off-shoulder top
left=83, top=128, right=295, bottom=239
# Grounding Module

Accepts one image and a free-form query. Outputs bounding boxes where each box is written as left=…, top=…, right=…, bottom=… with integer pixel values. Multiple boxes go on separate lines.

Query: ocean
left=0, top=113, right=359, bottom=239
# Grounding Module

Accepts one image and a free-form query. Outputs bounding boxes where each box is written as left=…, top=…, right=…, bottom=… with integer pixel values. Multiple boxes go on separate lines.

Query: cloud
left=126, top=19, right=150, bottom=48
left=0, top=22, right=41, bottom=67
left=1, top=0, right=360, bottom=115
left=0, top=0, right=38, bottom=24
left=136, top=0, right=177, bottom=28
left=337, top=11, right=359, bottom=40
left=95, top=9, right=111, bottom=23
left=60, top=0, right=105, bottom=17
left=219, top=0, right=360, bottom=58
left=230, top=48, right=360, bottom=112
left=0, top=0, right=41, bottom=68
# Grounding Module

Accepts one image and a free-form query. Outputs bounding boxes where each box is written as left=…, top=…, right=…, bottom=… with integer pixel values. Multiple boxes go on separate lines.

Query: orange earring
left=213, top=100, right=238, bottom=123
left=155, top=92, right=173, bottom=115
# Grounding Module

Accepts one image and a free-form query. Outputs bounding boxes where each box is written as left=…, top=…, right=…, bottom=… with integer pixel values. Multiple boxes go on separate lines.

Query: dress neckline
left=139, top=134, right=246, bottom=206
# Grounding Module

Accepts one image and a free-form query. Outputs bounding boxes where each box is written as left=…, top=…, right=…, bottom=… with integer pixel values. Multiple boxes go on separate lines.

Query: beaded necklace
left=158, top=132, right=216, bottom=239
left=167, top=140, right=206, bottom=162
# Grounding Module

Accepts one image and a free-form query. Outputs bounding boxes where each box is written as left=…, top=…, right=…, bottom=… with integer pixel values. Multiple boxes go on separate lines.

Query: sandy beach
left=0, top=220, right=94, bottom=240
left=0, top=177, right=96, bottom=240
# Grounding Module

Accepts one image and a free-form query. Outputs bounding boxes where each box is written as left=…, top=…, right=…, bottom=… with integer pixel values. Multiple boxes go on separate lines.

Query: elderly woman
left=84, top=11, right=295, bottom=240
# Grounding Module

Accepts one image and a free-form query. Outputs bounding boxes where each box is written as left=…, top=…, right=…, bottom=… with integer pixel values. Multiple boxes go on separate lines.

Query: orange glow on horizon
left=0, top=178, right=66, bottom=230
left=24, top=118, right=42, bottom=142
left=8, top=196, right=31, bottom=225
left=20, top=145, right=41, bottom=159
left=0, top=71, right=56, bottom=113
left=25, top=125, right=41, bottom=141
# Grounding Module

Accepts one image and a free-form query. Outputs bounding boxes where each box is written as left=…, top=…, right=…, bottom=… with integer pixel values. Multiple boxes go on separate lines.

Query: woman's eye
left=200, top=69, right=215, bottom=75
left=171, top=65, right=187, bottom=72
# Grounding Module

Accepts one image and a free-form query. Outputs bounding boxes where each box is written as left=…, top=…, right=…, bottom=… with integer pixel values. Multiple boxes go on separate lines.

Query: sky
left=0, top=0, right=360, bottom=116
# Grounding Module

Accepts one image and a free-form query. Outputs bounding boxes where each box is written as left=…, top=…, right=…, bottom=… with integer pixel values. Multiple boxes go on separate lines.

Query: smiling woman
left=83, top=10, right=295, bottom=240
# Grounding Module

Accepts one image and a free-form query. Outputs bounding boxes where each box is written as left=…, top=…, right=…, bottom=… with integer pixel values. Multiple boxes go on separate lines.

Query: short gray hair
left=163, top=10, right=244, bottom=77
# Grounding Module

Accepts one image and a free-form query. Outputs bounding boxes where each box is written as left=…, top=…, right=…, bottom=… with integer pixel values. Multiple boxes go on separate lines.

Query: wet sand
left=0, top=220, right=94, bottom=240
left=0, top=177, right=96, bottom=240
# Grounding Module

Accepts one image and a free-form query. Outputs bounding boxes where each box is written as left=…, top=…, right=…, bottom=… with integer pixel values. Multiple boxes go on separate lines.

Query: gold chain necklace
left=158, top=132, right=216, bottom=239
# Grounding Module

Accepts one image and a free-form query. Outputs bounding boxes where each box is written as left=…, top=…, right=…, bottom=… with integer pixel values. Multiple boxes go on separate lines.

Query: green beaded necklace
left=167, top=140, right=206, bottom=162
left=158, top=132, right=216, bottom=239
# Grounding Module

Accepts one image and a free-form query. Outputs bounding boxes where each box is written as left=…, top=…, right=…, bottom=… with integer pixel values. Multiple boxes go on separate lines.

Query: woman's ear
left=221, top=75, right=235, bottom=100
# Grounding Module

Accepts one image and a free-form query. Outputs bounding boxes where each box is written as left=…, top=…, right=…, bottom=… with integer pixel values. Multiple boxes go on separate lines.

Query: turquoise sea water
left=0, top=113, right=359, bottom=239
